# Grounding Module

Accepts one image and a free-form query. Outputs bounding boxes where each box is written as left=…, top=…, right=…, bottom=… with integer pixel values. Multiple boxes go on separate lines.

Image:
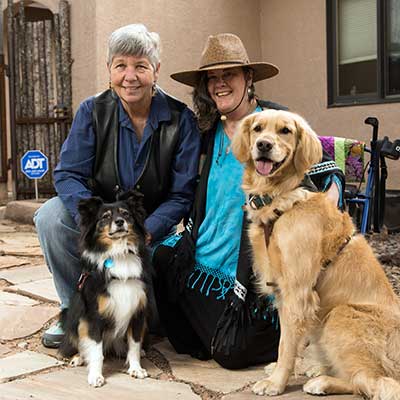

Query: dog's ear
left=124, top=190, right=147, bottom=226
left=78, top=197, right=103, bottom=226
left=293, top=115, right=323, bottom=176
left=231, top=114, right=256, bottom=163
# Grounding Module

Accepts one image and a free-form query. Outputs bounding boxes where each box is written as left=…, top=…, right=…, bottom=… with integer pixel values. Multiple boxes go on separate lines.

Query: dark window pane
left=337, top=0, right=377, bottom=96
left=387, top=0, right=400, bottom=95
left=339, top=60, right=377, bottom=96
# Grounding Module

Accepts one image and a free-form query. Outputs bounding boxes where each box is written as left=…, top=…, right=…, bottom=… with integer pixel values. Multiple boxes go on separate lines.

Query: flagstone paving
left=0, top=344, right=12, bottom=357
left=0, top=256, right=31, bottom=270
left=0, top=216, right=362, bottom=400
left=0, top=264, right=51, bottom=285
left=0, top=291, right=39, bottom=306
left=0, top=351, right=63, bottom=383
left=0, top=366, right=200, bottom=400
left=7, top=278, right=59, bottom=303
left=154, top=340, right=266, bottom=394
left=0, top=304, right=59, bottom=340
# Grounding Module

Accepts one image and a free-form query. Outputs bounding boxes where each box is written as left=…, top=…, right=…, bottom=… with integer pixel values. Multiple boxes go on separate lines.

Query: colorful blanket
left=319, top=136, right=365, bottom=182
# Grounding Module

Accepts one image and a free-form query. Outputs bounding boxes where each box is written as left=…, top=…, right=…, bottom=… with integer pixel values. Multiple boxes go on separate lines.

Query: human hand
left=145, top=233, right=152, bottom=246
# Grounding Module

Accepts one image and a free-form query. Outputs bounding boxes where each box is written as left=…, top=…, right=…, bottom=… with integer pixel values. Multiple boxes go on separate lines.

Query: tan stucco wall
left=70, top=0, right=262, bottom=110
left=259, top=0, right=400, bottom=188
left=2, top=0, right=399, bottom=196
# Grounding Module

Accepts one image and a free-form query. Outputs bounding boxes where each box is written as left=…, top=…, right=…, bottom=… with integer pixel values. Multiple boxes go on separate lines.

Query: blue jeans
left=34, top=197, right=81, bottom=309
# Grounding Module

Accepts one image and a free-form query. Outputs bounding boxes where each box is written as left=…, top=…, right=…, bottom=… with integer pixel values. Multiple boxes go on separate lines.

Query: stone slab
left=222, top=384, right=360, bottom=400
left=0, top=366, right=200, bottom=400
left=0, top=350, right=62, bottom=383
left=0, top=233, right=42, bottom=257
left=0, top=256, right=30, bottom=270
left=0, top=304, right=59, bottom=340
left=7, top=278, right=59, bottom=303
left=0, top=223, right=16, bottom=233
left=0, top=344, right=12, bottom=357
left=0, top=232, right=40, bottom=246
left=0, top=244, right=43, bottom=257
left=4, top=200, right=43, bottom=226
left=0, top=291, right=38, bottom=306
left=0, top=264, right=51, bottom=285
left=154, top=340, right=265, bottom=393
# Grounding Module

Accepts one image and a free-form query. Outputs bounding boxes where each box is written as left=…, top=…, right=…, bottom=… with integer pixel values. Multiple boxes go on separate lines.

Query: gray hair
left=107, top=24, right=161, bottom=70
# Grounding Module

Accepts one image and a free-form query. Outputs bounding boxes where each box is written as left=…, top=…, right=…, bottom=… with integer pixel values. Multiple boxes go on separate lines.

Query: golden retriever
left=231, top=109, right=400, bottom=399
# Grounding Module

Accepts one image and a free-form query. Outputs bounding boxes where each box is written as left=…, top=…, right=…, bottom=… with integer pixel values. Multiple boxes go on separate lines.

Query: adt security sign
left=21, top=150, right=49, bottom=179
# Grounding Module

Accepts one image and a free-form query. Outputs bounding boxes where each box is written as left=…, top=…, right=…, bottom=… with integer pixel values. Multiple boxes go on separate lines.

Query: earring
left=152, top=82, right=157, bottom=96
left=109, top=80, right=112, bottom=89
left=247, top=86, right=255, bottom=99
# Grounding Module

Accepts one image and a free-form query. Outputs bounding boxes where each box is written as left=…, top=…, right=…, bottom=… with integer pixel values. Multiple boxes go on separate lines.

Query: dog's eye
left=119, top=209, right=130, bottom=218
left=280, top=127, right=291, bottom=134
left=253, top=124, right=262, bottom=133
left=101, top=210, right=112, bottom=219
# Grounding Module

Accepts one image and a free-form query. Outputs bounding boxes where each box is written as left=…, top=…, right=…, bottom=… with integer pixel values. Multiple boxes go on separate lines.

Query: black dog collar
left=248, top=193, right=273, bottom=210
left=248, top=174, right=318, bottom=211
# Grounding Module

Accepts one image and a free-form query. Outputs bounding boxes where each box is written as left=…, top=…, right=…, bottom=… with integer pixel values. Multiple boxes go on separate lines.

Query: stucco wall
left=259, top=0, right=400, bottom=188
left=70, top=0, right=262, bottom=110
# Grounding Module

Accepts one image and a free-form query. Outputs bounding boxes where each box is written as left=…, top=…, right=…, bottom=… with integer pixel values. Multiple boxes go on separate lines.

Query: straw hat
left=170, top=33, right=279, bottom=87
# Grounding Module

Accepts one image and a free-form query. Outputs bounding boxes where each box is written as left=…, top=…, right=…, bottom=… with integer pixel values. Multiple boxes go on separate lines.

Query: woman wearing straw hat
left=153, top=33, right=344, bottom=369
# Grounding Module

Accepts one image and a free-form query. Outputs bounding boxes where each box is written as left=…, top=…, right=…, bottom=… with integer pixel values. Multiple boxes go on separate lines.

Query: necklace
left=216, top=100, right=257, bottom=166
left=216, top=128, right=231, bottom=166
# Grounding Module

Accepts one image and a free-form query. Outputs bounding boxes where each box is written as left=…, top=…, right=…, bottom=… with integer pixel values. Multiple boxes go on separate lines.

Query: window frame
left=326, top=0, right=400, bottom=107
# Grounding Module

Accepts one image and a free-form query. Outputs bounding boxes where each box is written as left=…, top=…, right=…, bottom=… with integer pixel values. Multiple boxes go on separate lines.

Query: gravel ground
left=367, top=230, right=400, bottom=295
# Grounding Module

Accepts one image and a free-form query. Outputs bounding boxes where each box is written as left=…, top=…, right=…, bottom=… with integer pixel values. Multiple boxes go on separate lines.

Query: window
left=327, top=0, right=400, bottom=106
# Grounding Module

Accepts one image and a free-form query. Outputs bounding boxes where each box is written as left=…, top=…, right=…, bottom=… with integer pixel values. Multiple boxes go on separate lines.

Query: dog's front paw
left=305, top=364, right=328, bottom=378
left=69, top=355, right=84, bottom=367
left=303, top=377, right=328, bottom=395
left=88, top=373, right=105, bottom=387
left=263, top=362, right=276, bottom=375
left=253, top=378, right=285, bottom=396
left=128, top=366, right=148, bottom=379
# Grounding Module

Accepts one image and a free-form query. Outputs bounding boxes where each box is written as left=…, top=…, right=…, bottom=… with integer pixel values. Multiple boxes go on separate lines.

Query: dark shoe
left=42, top=321, right=64, bottom=348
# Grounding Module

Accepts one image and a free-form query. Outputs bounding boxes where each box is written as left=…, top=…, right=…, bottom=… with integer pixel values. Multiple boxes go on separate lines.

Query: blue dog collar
left=104, top=258, right=114, bottom=269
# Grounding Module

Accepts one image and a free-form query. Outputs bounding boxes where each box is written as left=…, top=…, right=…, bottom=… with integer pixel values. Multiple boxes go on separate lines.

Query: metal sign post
left=21, top=150, right=49, bottom=201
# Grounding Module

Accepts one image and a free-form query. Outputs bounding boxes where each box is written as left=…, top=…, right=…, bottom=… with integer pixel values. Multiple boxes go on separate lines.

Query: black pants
left=153, top=245, right=280, bottom=370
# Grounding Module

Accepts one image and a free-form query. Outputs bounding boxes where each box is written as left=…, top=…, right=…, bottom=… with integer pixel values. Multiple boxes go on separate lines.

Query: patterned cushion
left=319, top=136, right=365, bottom=182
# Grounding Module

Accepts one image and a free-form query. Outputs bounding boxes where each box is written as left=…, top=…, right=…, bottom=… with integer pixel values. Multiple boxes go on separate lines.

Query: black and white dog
left=59, top=191, right=151, bottom=387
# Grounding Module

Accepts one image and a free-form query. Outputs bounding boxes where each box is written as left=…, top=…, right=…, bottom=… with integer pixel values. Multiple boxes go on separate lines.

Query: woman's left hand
left=145, top=233, right=152, bottom=246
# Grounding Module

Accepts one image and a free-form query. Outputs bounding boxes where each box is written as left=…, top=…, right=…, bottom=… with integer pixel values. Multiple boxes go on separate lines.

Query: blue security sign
left=21, top=150, right=49, bottom=179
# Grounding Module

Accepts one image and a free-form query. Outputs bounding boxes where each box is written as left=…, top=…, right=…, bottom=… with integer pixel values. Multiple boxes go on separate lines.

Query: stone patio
left=0, top=214, right=361, bottom=400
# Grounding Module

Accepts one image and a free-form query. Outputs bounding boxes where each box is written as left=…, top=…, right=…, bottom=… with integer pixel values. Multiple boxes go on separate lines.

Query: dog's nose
left=256, top=140, right=273, bottom=152
left=115, top=217, right=125, bottom=227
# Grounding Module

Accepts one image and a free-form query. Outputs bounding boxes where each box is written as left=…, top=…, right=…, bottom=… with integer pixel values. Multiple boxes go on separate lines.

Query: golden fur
left=231, top=109, right=400, bottom=398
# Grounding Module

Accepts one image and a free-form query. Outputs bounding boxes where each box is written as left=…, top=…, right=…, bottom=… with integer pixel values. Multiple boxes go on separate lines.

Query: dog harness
left=321, top=234, right=354, bottom=269
left=248, top=175, right=353, bottom=288
left=77, top=251, right=138, bottom=291
left=77, top=272, right=90, bottom=291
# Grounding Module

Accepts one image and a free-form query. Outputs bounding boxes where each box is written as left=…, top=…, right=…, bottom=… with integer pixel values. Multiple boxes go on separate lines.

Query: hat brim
left=170, top=62, right=279, bottom=87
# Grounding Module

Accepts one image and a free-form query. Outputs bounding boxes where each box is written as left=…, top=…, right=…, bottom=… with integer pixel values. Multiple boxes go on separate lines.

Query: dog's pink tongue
left=256, top=160, right=273, bottom=176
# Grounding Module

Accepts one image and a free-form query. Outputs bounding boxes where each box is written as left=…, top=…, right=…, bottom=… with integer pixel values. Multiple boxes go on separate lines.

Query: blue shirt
left=54, top=88, right=201, bottom=241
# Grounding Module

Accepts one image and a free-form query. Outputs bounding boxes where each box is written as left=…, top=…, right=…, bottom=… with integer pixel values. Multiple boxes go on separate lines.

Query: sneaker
left=42, top=321, right=64, bottom=348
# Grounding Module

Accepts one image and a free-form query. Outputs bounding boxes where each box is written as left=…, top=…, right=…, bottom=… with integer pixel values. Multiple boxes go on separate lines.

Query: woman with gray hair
left=34, top=23, right=200, bottom=348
